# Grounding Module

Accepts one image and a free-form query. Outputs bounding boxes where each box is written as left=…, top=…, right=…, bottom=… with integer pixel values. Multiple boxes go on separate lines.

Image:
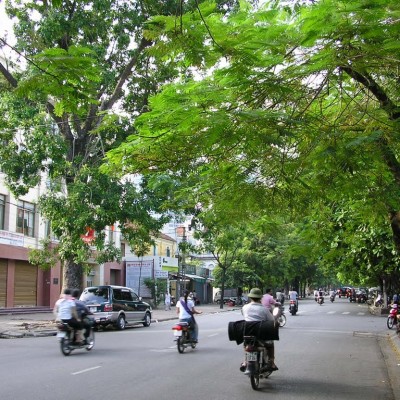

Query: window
left=166, top=246, right=171, bottom=257
left=0, top=194, right=5, bottom=230
left=16, top=200, right=35, bottom=237
left=121, top=243, right=126, bottom=257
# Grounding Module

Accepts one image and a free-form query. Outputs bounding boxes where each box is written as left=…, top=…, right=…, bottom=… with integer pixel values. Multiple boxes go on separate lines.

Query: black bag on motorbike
left=228, top=320, right=279, bottom=345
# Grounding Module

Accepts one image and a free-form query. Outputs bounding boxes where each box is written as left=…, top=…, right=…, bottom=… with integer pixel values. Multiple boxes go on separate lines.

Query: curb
left=0, top=306, right=238, bottom=339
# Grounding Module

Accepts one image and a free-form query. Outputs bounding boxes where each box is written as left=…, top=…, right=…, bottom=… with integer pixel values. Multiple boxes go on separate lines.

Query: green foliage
left=28, top=239, right=59, bottom=271
left=143, top=278, right=167, bottom=307
left=104, top=0, right=400, bottom=290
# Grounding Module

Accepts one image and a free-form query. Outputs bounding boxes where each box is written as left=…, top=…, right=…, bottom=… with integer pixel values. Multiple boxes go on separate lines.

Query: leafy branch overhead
left=105, top=0, right=400, bottom=289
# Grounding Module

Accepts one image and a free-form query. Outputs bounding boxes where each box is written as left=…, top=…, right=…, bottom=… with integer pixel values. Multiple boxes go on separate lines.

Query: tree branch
left=100, top=36, right=152, bottom=112
left=0, top=60, right=18, bottom=87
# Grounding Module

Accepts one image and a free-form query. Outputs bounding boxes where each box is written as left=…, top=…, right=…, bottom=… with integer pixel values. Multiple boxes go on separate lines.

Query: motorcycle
left=274, top=304, right=286, bottom=327
left=242, top=335, right=273, bottom=390
left=330, top=293, right=336, bottom=303
left=387, top=304, right=398, bottom=329
left=317, top=295, right=324, bottom=305
left=289, top=299, right=298, bottom=315
left=172, top=321, right=197, bottom=353
left=57, top=318, right=95, bottom=356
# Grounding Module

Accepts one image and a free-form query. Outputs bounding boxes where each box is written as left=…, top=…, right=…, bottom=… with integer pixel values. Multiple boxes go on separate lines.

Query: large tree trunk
left=63, top=260, right=84, bottom=291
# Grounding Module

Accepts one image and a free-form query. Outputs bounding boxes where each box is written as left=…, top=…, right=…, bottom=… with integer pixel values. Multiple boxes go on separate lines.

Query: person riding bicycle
left=176, top=289, right=203, bottom=342
left=241, top=288, right=278, bottom=373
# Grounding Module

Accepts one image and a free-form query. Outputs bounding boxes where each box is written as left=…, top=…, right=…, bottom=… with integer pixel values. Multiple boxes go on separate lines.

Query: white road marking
left=327, top=311, right=336, bottom=314
left=208, top=333, right=219, bottom=337
left=342, top=312, right=350, bottom=314
left=72, top=366, right=102, bottom=375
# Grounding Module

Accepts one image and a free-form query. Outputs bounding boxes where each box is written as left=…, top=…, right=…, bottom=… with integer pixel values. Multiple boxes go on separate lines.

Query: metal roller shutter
left=0, top=259, right=7, bottom=307
left=14, top=261, right=37, bottom=306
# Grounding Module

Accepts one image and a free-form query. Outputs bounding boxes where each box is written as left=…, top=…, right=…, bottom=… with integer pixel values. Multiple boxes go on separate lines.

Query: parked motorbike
left=274, top=304, right=286, bottom=327
left=357, top=292, right=367, bottom=303
left=387, top=304, right=398, bottom=329
left=289, top=299, right=298, bottom=315
left=57, top=318, right=95, bottom=356
left=242, top=335, right=273, bottom=390
left=172, top=321, right=197, bottom=353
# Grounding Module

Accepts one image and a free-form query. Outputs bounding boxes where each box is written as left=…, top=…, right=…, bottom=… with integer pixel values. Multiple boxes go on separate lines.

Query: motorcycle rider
left=289, top=289, right=299, bottom=310
left=317, top=288, right=324, bottom=304
left=53, top=288, right=83, bottom=343
left=72, top=289, right=93, bottom=344
left=262, top=288, right=280, bottom=312
left=176, top=289, right=203, bottom=342
left=241, top=288, right=278, bottom=373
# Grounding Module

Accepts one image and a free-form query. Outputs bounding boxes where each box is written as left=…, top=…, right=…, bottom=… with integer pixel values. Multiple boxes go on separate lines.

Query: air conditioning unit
left=88, top=269, right=96, bottom=276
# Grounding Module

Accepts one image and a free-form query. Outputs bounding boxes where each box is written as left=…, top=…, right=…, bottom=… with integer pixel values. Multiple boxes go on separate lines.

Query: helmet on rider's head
left=248, top=288, right=263, bottom=299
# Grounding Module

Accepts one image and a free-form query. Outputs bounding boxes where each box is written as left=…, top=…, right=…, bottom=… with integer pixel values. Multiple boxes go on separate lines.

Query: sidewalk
left=0, top=303, right=239, bottom=339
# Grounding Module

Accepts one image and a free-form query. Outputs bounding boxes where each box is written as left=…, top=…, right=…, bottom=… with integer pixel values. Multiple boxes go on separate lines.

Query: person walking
left=165, top=291, right=171, bottom=311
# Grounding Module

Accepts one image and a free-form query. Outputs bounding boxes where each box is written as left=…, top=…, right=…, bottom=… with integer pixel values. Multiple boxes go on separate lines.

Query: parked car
left=80, top=285, right=152, bottom=330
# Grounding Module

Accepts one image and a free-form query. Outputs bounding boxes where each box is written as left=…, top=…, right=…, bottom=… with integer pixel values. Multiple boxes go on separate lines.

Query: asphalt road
left=1, top=298, right=399, bottom=400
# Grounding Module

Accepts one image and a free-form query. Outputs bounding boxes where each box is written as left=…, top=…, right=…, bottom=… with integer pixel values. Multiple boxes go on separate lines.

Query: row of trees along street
left=1, top=0, right=400, bottom=298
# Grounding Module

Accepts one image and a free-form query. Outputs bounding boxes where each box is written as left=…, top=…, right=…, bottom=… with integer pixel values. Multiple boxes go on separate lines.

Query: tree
left=104, top=0, right=400, bottom=287
left=194, top=211, right=245, bottom=309
left=1, top=0, right=211, bottom=289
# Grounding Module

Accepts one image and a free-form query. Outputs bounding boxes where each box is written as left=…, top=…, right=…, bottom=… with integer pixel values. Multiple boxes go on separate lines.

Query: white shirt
left=55, top=298, right=76, bottom=320
left=176, top=298, right=194, bottom=319
left=242, top=302, right=274, bottom=322
left=289, top=291, right=298, bottom=300
left=165, top=293, right=171, bottom=304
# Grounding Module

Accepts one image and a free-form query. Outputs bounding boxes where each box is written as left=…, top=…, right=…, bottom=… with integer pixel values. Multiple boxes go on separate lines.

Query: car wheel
left=142, top=312, right=151, bottom=327
left=115, top=315, right=126, bottom=330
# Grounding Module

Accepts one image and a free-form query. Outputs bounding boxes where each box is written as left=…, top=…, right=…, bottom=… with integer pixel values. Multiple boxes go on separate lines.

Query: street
left=1, top=297, right=399, bottom=400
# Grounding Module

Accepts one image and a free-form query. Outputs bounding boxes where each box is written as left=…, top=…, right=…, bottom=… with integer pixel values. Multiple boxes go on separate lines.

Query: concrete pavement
left=0, top=303, right=238, bottom=339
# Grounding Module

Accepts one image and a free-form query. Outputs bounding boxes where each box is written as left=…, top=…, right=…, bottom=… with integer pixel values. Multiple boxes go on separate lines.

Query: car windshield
left=80, top=287, right=109, bottom=304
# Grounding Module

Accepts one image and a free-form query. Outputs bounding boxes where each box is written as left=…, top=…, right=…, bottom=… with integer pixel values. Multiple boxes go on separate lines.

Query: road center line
left=72, top=366, right=102, bottom=375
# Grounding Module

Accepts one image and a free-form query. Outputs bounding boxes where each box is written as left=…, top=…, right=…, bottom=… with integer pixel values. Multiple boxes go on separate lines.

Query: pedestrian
left=192, top=290, right=197, bottom=305
left=165, top=291, right=171, bottom=311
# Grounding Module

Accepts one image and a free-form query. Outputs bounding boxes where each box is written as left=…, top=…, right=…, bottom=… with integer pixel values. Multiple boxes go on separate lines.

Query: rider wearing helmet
left=241, top=288, right=278, bottom=373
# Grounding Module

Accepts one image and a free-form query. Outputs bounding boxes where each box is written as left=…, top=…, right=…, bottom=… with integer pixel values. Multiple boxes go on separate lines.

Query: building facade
left=0, top=171, right=215, bottom=308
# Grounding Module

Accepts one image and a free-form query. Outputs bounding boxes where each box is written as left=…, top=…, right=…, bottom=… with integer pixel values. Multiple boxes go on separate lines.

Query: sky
left=0, top=1, right=16, bottom=62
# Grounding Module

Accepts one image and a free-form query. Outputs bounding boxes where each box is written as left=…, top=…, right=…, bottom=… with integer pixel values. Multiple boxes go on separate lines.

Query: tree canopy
left=104, top=0, right=400, bottom=290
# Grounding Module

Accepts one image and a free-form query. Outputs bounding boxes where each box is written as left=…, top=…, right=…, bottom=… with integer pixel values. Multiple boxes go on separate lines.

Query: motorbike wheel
left=387, top=317, right=395, bottom=330
left=86, top=329, right=95, bottom=351
left=278, top=314, right=286, bottom=327
left=250, top=373, right=260, bottom=390
left=177, top=337, right=185, bottom=353
left=60, top=337, right=72, bottom=356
